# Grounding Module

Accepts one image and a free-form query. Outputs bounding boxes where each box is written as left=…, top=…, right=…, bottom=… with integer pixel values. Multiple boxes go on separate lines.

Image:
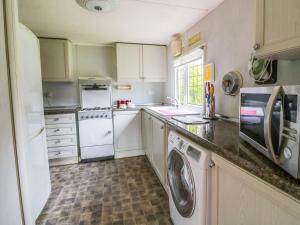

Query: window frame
left=174, top=46, right=205, bottom=112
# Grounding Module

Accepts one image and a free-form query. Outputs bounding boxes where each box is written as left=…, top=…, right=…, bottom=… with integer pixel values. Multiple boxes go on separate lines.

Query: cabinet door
left=152, top=117, right=165, bottom=184
left=113, top=111, right=142, bottom=152
left=142, top=45, right=167, bottom=82
left=255, top=0, right=300, bottom=58
left=142, top=112, right=153, bottom=162
left=39, top=38, right=73, bottom=82
left=211, top=153, right=300, bottom=225
left=116, top=43, right=142, bottom=82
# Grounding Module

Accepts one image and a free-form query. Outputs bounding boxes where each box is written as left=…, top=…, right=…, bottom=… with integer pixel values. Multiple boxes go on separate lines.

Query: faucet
left=166, top=96, right=179, bottom=108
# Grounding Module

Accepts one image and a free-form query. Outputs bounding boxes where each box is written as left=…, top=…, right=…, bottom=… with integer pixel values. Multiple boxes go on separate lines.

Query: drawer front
left=48, top=146, right=78, bottom=159
left=46, top=123, right=77, bottom=136
left=45, top=114, right=76, bottom=125
left=47, top=135, right=77, bottom=148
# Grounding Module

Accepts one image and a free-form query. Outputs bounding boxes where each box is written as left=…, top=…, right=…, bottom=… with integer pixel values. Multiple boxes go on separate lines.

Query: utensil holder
left=204, top=96, right=217, bottom=120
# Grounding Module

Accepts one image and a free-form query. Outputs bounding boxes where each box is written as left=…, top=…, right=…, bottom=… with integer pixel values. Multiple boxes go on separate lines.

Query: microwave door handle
left=264, top=86, right=282, bottom=164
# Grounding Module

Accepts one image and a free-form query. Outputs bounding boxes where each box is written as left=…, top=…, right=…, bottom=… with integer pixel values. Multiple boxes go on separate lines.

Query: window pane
left=174, top=48, right=204, bottom=107
left=176, top=65, right=186, bottom=105
left=188, top=59, right=203, bottom=106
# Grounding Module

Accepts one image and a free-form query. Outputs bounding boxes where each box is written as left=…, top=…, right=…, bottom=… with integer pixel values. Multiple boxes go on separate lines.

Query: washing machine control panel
left=168, top=132, right=186, bottom=151
left=168, top=131, right=204, bottom=163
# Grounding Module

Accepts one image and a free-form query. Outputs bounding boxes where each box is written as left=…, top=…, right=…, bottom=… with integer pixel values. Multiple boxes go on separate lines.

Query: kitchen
left=1, top=0, right=300, bottom=225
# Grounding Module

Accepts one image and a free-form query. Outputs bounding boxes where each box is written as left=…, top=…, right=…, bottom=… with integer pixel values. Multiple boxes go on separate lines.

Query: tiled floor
left=36, top=156, right=172, bottom=225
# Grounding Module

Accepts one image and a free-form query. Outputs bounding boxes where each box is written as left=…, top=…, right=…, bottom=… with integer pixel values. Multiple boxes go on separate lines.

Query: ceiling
left=18, top=0, right=224, bottom=45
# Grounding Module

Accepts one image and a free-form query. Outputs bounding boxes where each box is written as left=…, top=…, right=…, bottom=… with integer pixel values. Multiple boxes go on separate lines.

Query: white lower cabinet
left=211, top=153, right=300, bottom=225
left=141, top=111, right=166, bottom=186
left=142, top=111, right=153, bottom=162
left=45, top=113, right=78, bottom=166
left=151, top=117, right=165, bottom=184
left=113, top=110, right=143, bottom=158
left=46, top=135, right=77, bottom=148
left=48, top=146, right=78, bottom=159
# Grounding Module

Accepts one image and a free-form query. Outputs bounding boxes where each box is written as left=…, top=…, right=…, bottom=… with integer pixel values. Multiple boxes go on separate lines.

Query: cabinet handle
left=208, top=160, right=215, bottom=168
left=53, top=118, right=59, bottom=121
left=54, top=129, right=60, bottom=132
left=55, top=151, right=62, bottom=156
left=55, top=140, right=61, bottom=144
left=253, top=43, right=260, bottom=50
left=160, top=126, right=164, bottom=129
left=148, top=117, right=151, bottom=120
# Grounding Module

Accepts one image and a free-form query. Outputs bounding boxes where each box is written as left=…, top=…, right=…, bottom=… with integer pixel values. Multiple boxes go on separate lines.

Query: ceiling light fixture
left=76, top=0, right=119, bottom=13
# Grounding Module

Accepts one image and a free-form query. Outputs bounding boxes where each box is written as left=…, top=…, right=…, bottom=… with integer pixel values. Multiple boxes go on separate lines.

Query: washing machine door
left=167, top=148, right=196, bottom=218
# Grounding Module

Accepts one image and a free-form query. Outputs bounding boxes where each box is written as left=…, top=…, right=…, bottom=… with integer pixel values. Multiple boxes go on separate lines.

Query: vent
left=76, top=0, right=119, bottom=13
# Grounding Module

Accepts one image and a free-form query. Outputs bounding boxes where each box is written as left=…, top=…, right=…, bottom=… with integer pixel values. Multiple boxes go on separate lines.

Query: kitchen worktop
left=112, top=103, right=165, bottom=112
left=143, top=107, right=300, bottom=202
left=113, top=107, right=141, bottom=112
left=44, top=106, right=80, bottom=115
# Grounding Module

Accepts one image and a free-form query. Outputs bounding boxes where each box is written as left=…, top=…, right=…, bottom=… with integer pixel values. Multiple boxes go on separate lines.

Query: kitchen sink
left=147, top=106, right=198, bottom=116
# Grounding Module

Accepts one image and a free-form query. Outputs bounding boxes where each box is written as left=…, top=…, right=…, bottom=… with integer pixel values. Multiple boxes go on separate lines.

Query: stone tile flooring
left=36, top=156, right=172, bottom=225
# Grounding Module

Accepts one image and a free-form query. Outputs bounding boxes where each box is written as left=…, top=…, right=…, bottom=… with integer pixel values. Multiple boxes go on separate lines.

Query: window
left=174, top=48, right=204, bottom=108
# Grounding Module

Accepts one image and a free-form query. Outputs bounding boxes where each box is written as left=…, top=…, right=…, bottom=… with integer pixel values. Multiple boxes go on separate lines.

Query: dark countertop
left=112, top=103, right=165, bottom=112
left=113, top=107, right=141, bottom=112
left=44, top=106, right=80, bottom=115
left=143, top=108, right=300, bottom=202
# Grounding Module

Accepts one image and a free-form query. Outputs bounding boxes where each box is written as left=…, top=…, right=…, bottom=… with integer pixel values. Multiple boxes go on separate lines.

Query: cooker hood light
left=76, top=0, right=119, bottom=13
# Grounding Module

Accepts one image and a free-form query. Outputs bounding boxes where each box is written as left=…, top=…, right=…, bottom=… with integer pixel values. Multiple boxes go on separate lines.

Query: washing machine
left=167, top=131, right=211, bottom=225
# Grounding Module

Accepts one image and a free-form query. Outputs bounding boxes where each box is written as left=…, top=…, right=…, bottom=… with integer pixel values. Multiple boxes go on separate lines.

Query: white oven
left=78, top=109, right=114, bottom=161
left=78, top=77, right=114, bottom=162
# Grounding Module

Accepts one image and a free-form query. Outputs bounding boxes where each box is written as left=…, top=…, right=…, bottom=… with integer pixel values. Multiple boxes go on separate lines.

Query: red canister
left=117, top=100, right=121, bottom=108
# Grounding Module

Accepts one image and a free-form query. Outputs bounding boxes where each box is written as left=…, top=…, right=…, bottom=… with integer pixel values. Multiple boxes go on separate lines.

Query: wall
left=112, top=82, right=165, bottom=105
left=43, top=45, right=165, bottom=107
left=166, top=0, right=300, bottom=118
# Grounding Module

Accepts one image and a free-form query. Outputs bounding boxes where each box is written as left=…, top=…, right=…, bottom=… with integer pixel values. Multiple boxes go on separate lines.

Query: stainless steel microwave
left=239, top=85, right=300, bottom=178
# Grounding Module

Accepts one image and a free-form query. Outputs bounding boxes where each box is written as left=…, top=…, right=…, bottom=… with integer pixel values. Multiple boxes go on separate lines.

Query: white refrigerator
left=14, top=24, right=51, bottom=225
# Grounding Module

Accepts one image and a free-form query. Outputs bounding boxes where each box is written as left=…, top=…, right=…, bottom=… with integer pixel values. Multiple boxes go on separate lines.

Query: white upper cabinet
left=116, top=43, right=141, bottom=82
left=142, top=45, right=167, bottom=82
left=116, top=43, right=167, bottom=82
left=255, top=0, right=300, bottom=58
left=39, top=38, right=73, bottom=82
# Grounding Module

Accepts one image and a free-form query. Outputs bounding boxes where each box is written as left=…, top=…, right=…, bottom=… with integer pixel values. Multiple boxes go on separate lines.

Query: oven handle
left=264, top=86, right=283, bottom=164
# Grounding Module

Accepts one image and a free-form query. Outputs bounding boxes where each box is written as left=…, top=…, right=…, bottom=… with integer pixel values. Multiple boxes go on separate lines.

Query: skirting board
left=115, top=149, right=145, bottom=159
left=49, top=156, right=79, bottom=167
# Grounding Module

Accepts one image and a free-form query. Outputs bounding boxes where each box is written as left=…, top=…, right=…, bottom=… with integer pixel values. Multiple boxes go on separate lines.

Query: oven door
left=240, top=86, right=284, bottom=162
left=79, top=118, right=113, bottom=147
